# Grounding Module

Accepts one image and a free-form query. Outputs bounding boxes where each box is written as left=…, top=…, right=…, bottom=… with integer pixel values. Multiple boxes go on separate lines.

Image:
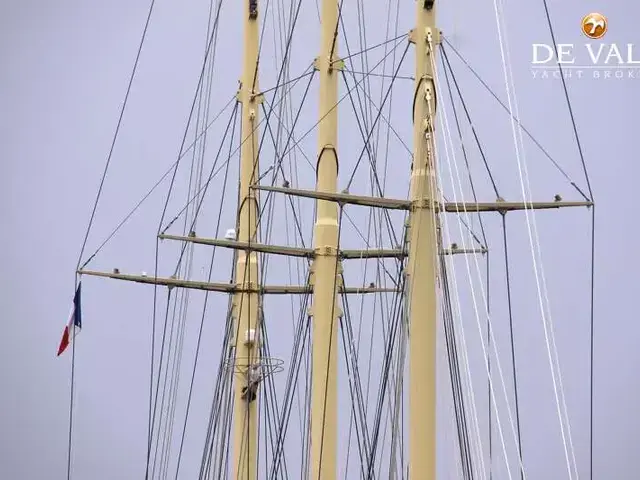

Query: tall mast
left=310, top=0, right=341, bottom=477
left=233, top=0, right=262, bottom=478
left=408, top=1, right=438, bottom=479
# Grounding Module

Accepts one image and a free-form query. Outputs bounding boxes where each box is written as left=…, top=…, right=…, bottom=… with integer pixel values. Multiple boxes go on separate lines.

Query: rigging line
left=165, top=101, right=237, bottom=475
left=379, top=0, right=402, bottom=203
left=339, top=284, right=377, bottom=455
left=370, top=15, right=405, bottom=446
left=74, top=0, right=156, bottom=273
left=328, top=0, right=344, bottom=63
left=152, top=286, right=183, bottom=478
left=344, top=213, right=401, bottom=464
left=440, top=49, right=491, bottom=280
left=160, top=228, right=201, bottom=477
left=441, top=38, right=590, bottom=203
left=337, top=308, right=371, bottom=479
left=430, top=44, right=517, bottom=478
left=342, top=212, right=400, bottom=287
left=251, top=74, right=316, bottom=243
left=268, top=310, right=311, bottom=479
left=339, top=68, right=405, bottom=249
left=365, top=274, right=406, bottom=477
left=254, top=125, right=299, bottom=478
left=501, top=215, right=524, bottom=480
left=255, top=99, right=312, bottom=181
left=198, top=299, right=235, bottom=478
left=588, top=208, right=596, bottom=480
left=337, top=12, right=405, bottom=255
left=167, top=104, right=239, bottom=276
left=268, top=287, right=313, bottom=479
left=259, top=70, right=315, bottom=96
left=491, top=1, right=578, bottom=475
left=343, top=69, right=414, bottom=81
left=486, top=252, right=493, bottom=480
left=349, top=192, right=387, bottom=433
left=251, top=0, right=271, bottom=92
left=341, top=69, right=412, bottom=156
left=440, top=51, right=495, bottom=471
left=361, top=236, right=407, bottom=472
left=146, top=7, right=224, bottom=475
left=345, top=43, right=410, bottom=190
left=148, top=290, right=175, bottom=478
left=191, top=0, right=225, bottom=215
left=440, top=257, right=478, bottom=479
left=338, top=9, right=393, bottom=165
left=78, top=96, right=235, bottom=270
left=261, top=317, right=294, bottom=480
left=261, top=95, right=315, bottom=174
left=356, top=0, right=376, bottom=142
left=158, top=93, right=214, bottom=479
left=251, top=0, right=305, bottom=157
left=538, top=3, right=593, bottom=199
left=161, top=102, right=239, bottom=236
left=173, top=106, right=238, bottom=479
left=338, top=33, right=408, bottom=62
left=69, top=2, right=156, bottom=475
left=338, top=13, right=374, bottom=163
left=440, top=256, right=475, bottom=480
left=440, top=46, right=499, bottom=199
left=161, top=64, right=315, bottom=233
left=438, top=218, right=488, bottom=479
left=439, top=55, right=495, bottom=471
left=279, top=36, right=407, bottom=160
left=337, top=51, right=407, bottom=264
left=538, top=4, right=596, bottom=478
left=282, top=198, right=308, bottom=443
left=158, top=16, right=224, bottom=471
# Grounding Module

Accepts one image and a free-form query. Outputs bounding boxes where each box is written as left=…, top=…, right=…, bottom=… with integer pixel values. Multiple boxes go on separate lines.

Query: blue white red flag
left=57, top=283, right=82, bottom=356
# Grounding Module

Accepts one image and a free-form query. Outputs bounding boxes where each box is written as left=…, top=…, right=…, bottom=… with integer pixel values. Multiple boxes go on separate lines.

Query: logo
left=530, top=12, right=639, bottom=80
left=581, top=13, right=607, bottom=39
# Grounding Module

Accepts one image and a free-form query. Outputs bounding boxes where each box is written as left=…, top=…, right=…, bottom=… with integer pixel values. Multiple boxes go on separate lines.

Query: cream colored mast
left=408, top=1, right=438, bottom=479
left=232, top=0, right=262, bottom=478
left=309, top=0, right=341, bottom=477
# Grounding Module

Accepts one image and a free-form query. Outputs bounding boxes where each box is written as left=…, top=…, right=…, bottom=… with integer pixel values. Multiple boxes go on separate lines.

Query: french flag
left=57, top=283, right=83, bottom=357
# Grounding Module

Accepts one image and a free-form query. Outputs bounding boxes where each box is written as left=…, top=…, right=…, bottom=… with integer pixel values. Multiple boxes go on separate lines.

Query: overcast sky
left=1, top=0, right=638, bottom=479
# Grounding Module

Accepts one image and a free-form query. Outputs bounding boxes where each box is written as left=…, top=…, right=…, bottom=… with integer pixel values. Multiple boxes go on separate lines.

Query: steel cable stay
left=490, top=2, right=588, bottom=477
left=430, top=42, right=521, bottom=479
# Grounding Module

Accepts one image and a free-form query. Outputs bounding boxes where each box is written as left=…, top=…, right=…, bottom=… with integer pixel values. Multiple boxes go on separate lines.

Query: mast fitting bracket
left=314, top=246, right=339, bottom=256
left=411, top=199, right=438, bottom=210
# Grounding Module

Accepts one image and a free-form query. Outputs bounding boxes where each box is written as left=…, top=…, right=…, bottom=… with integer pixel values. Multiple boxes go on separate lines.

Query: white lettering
left=557, top=44, right=574, bottom=63
left=585, top=44, right=606, bottom=63
left=615, top=70, right=624, bottom=78
left=627, top=44, right=640, bottom=64
left=605, top=44, right=624, bottom=64
left=532, top=44, right=554, bottom=64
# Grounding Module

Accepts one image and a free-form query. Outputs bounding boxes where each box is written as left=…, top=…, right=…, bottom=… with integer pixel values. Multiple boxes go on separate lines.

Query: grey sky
left=1, top=0, right=638, bottom=479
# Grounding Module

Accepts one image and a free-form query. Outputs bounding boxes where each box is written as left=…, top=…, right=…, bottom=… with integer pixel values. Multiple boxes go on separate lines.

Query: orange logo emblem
left=581, top=13, right=607, bottom=39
